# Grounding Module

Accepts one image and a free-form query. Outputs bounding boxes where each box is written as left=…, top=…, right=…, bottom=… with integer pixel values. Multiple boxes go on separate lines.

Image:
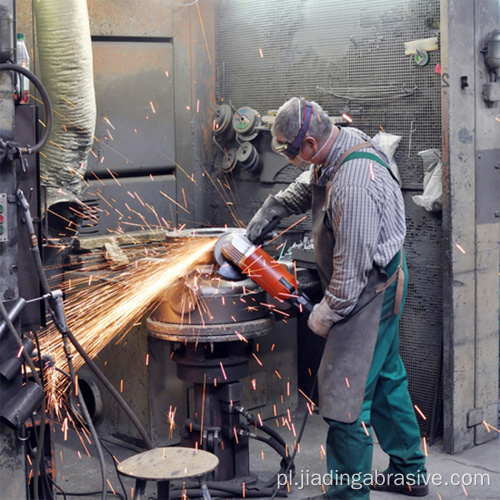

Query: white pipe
left=34, top=0, right=96, bottom=218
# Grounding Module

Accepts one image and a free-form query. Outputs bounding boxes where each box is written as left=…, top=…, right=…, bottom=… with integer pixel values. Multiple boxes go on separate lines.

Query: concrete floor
left=54, top=403, right=499, bottom=500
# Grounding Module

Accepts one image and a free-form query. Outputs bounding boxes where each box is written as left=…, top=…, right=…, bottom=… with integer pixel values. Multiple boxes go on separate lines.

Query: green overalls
left=311, top=143, right=427, bottom=499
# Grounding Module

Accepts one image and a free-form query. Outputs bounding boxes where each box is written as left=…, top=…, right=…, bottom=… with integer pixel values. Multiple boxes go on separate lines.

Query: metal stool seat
left=117, top=447, right=219, bottom=500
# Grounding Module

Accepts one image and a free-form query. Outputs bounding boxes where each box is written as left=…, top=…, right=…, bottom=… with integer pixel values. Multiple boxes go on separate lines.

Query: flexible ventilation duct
left=34, top=0, right=96, bottom=234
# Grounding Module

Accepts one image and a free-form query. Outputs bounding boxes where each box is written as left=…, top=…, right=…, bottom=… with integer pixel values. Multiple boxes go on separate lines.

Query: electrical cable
left=236, top=407, right=288, bottom=449
left=51, top=369, right=127, bottom=500
left=0, top=63, right=53, bottom=154
left=46, top=475, right=67, bottom=500
left=26, top=425, right=55, bottom=500
left=31, top=329, right=46, bottom=388
left=54, top=491, right=125, bottom=499
left=171, top=487, right=286, bottom=498
left=0, top=300, right=46, bottom=500
left=99, top=439, right=129, bottom=500
left=63, top=327, right=154, bottom=450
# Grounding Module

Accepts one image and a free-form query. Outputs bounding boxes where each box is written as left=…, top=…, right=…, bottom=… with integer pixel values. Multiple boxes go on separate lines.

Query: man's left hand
left=307, top=298, right=342, bottom=338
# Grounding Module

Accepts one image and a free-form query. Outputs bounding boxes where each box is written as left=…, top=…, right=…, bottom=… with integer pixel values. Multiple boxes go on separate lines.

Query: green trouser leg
left=325, top=252, right=426, bottom=499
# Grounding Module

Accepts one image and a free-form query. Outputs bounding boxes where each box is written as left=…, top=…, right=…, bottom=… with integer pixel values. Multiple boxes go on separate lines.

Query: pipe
left=0, top=63, right=52, bottom=154
left=33, top=0, right=96, bottom=215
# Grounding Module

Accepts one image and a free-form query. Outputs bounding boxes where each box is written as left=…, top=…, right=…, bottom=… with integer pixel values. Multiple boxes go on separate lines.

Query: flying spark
left=456, top=243, right=466, bottom=254
left=369, top=163, right=375, bottom=180
left=39, top=238, right=216, bottom=405
left=220, top=361, right=228, bottom=380
left=483, top=420, right=500, bottom=433
left=361, top=421, right=369, bottom=436
left=414, top=405, right=427, bottom=420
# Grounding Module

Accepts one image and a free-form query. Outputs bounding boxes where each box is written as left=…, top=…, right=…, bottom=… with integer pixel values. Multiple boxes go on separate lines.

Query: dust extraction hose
left=33, top=0, right=96, bottom=210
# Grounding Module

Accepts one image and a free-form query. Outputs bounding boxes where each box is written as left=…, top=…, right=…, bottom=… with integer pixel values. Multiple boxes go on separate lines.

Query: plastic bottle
left=16, top=32, right=30, bottom=103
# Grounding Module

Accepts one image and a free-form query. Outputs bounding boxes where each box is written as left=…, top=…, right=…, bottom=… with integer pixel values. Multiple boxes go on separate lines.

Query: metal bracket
left=476, top=149, right=500, bottom=224
left=482, top=82, right=500, bottom=102
left=467, top=407, right=484, bottom=427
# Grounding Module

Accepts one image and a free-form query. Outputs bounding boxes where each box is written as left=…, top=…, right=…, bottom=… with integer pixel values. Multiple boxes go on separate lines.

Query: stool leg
left=200, top=481, right=212, bottom=500
left=158, top=480, right=170, bottom=500
left=134, top=479, right=147, bottom=500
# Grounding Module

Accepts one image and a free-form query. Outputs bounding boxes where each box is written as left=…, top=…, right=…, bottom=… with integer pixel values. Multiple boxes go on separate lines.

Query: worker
left=246, top=98, right=428, bottom=499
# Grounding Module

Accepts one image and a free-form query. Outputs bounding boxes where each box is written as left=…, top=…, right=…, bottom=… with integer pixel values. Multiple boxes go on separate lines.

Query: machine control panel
left=0, top=193, right=7, bottom=242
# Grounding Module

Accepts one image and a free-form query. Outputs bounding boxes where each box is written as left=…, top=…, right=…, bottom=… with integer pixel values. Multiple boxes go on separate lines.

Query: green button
left=0, top=226, right=4, bottom=234
left=0, top=204, right=3, bottom=213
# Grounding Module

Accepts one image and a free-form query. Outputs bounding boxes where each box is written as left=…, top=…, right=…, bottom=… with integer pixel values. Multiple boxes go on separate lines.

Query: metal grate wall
left=214, top=0, right=442, bottom=438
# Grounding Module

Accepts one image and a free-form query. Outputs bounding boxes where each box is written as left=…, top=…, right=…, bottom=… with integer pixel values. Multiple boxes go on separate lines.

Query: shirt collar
left=315, top=127, right=372, bottom=185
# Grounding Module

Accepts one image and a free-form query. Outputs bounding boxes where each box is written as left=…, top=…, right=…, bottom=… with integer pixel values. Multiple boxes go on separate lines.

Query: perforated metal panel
left=215, top=0, right=440, bottom=186
left=214, top=0, right=443, bottom=438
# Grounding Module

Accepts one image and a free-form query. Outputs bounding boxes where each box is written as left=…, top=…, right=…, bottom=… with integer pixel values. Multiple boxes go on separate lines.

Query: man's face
left=272, top=133, right=313, bottom=168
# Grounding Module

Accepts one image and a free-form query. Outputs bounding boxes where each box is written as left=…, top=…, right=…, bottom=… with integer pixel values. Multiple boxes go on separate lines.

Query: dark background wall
left=209, top=0, right=443, bottom=438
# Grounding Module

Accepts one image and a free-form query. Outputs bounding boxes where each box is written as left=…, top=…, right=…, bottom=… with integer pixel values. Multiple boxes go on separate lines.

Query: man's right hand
left=246, top=195, right=288, bottom=244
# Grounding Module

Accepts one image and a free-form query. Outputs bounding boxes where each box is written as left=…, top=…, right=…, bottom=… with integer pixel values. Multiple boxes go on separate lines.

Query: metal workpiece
left=147, top=267, right=274, bottom=342
left=147, top=315, right=274, bottom=343
left=165, top=226, right=245, bottom=244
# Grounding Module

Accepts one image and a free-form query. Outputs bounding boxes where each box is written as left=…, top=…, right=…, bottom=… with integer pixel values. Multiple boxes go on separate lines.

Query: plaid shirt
left=275, top=127, right=406, bottom=319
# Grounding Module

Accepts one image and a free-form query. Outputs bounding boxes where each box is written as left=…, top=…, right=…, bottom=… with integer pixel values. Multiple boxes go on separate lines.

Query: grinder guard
left=215, top=232, right=313, bottom=314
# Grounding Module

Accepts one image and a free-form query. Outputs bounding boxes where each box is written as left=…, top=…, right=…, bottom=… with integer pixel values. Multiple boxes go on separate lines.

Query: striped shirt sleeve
left=274, top=167, right=314, bottom=215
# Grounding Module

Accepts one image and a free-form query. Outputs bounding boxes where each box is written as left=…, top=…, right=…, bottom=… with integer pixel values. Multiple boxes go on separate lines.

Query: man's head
left=271, top=97, right=335, bottom=167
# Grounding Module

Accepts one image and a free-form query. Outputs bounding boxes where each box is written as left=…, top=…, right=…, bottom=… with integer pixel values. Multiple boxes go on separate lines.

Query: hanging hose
left=62, top=326, right=153, bottom=450
left=53, top=305, right=107, bottom=500
left=16, top=188, right=154, bottom=451
left=242, top=432, right=293, bottom=489
left=236, top=405, right=289, bottom=449
left=0, top=63, right=52, bottom=154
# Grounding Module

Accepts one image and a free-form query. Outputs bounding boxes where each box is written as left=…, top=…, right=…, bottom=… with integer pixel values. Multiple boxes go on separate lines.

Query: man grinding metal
left=246, top=98, right=428, bottom=499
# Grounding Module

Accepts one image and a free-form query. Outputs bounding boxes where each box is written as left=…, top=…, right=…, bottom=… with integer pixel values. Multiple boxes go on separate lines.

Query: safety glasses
left=271, top=136, right=298, bottom=159
left=271, top=99, right=312, bottom=160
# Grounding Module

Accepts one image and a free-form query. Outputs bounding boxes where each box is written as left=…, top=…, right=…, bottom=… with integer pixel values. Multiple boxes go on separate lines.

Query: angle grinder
left=214, top=230, right=313, bottom=313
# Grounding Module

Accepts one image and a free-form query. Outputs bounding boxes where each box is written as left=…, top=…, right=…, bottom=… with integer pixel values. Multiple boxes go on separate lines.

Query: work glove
left=246, top=195, right=289, bottom=244
left=307, top=297, right=343, bottom=338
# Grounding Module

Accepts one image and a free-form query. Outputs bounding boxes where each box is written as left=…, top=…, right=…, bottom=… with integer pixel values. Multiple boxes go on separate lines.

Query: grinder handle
left=295, top=291, right=314, bottom=314
left=254, top=218, right=280, bottom=246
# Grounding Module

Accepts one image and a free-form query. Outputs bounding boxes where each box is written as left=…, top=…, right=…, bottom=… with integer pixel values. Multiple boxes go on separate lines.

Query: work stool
left=117, top=447, right=219, bottom=500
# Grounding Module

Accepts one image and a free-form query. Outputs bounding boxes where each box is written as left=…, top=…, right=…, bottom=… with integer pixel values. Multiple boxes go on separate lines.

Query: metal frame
left=441, top=0, right=500, bottom=453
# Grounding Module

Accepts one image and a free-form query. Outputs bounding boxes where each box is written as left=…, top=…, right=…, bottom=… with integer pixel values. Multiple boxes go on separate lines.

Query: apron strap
left=375, top=250, right=405, bottom=316
left=338, top=150, right=399, bottom=184
left=324, top=140, right=405, bottom=316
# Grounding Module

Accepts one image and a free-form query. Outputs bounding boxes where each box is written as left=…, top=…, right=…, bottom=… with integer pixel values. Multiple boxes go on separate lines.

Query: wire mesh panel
left=215, top=0, right=442, bottom=438
left=215, top=0, right=441, bottom=186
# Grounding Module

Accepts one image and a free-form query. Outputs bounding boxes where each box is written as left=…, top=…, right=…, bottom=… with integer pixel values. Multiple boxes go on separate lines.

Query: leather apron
left=312, top=142, right=404, bottom=423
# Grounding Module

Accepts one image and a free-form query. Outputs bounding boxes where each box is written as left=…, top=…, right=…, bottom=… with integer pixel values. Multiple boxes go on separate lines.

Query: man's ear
left=304, top=137, right=317, bottom=149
